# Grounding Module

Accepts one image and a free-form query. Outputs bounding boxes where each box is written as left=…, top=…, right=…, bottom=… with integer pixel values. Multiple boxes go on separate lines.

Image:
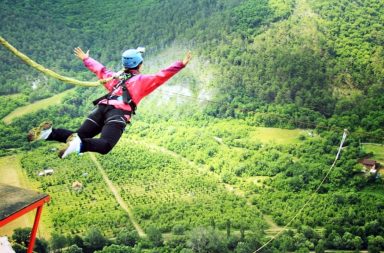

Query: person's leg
left=76, top=106, right=105, bottom=139
left=28, top=121, right=73, bottom=143
left=80, top=108, right=127, bottom=154
left=48, top=105, right=105, bottom=143
left=46, top=128, right=74, bottom=143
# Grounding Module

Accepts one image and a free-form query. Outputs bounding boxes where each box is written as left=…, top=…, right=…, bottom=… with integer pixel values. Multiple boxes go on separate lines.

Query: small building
left=72, top=181, right=83, bottom=191
left=359, top=159, right=379, bottom=175
left=38, top=168, right=54, bottom=177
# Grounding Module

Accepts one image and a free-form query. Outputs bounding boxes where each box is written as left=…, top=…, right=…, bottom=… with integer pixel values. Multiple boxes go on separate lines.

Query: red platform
left=0, top=184, right=50, bottom=253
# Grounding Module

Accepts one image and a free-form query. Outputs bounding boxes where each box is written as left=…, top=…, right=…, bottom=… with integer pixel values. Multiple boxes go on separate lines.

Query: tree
left=368, top=236, right=384, bottom=253
left=235, top=242, right=250, bottom=253
left=352, top=236, right=363, bottom=252
left=172, top=224, right=186, bottom=235
left=34, top=238, right=49, bottom=253
left=51, top=233, right=68, bottom=252
left=365, top=220, right=382, bottom=236
left=240, top=225, right=245, bottom=241
left=63, top=245, right=83, bottom=253
left=12, top=243, right=27, bottom=253
left=210, top=218, right=216, bottom=230
left=315, top=239, right=325, bottom=253
left=94, top=244, right=134, bottom=253
left=187, top=227, right=227, bottom=253
left=226, top=219, right=231, bottom=238
left=12, top=227, right=48, bottom=253
left=146, top=226, right=163, bottom=247
left=12, top=227, right=31, bottom=246
left=83, top=227, right=108, bottom=253
left=227, top=235, right=240, bottom=251
left=116, top=229, right=139, bottom=247
left=326, top=230, right=342, bottom=249
left=71, top=235, right=84, bottom=249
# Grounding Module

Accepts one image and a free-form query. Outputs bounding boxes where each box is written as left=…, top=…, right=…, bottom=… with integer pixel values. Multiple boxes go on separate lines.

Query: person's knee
left=99, top=142, right=113, bottom=154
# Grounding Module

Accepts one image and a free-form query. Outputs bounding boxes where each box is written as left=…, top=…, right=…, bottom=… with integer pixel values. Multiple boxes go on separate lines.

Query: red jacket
left=83, top=57, right=185, bottom=120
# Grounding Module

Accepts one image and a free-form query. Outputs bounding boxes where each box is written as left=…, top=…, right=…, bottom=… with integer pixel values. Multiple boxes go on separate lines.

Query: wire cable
left=253, top=129, right=348, bottom=252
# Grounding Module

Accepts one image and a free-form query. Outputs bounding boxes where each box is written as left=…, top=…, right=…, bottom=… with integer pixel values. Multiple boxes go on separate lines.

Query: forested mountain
left=1, top=0, right=384, bottom=252
left=1, top=0, right=383, bottom=141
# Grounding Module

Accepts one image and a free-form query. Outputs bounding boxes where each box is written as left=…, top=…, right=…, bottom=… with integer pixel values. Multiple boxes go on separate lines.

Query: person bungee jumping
left=28, top=47, right=192, bottom=158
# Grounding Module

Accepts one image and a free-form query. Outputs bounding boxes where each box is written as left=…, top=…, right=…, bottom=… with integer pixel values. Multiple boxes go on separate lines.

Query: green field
left=2, top=89, right=73, bottom=125
left=98, top=139, right=266, bottom=232
left=362, top=144, right=384, bottom=163
left=20, top=148, right=134, bottom=238
left=129, top=119, right=310, bottom=177
left=251, top=127, right=313, bottom=145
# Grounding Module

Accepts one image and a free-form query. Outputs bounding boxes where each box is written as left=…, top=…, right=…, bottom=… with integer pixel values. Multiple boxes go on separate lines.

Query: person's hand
left=182, top=51, right=192, bottom=66
left=74, top=47, right=89, bottom=60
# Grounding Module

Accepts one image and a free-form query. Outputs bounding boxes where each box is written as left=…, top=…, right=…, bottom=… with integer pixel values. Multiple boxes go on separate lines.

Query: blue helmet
left=122, top=49, right=144, bottom=69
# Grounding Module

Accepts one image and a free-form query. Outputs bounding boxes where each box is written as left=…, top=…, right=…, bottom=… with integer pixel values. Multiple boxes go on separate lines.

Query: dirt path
left=88, top=153, right=146, bottom=237
left=264, top=215, right=285, bottom=236
left=130, top=139, right=286, bottom=235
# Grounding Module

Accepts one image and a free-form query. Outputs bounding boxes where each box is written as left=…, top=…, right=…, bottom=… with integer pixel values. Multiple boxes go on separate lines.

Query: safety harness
left=92, top=73, right=137, bottom=116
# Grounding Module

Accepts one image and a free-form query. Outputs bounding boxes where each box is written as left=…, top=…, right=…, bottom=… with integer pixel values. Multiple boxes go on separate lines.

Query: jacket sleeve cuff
left=177, top=60, right=186, bottom=68
left=83, top=57, right=90, bottom=64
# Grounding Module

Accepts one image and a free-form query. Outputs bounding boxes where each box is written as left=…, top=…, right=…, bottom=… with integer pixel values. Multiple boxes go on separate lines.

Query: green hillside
left=1, top=0, right=383, bottom=141
left=0, top=0, right=383, bottom=252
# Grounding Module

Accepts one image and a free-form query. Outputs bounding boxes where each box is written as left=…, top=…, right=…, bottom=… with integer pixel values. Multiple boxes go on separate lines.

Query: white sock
left=40, top=128, right=52, bottom=140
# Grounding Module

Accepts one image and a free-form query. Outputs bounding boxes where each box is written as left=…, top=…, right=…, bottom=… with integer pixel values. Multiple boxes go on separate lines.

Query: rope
left=0, top=36, right=101, bottom=87
left=253, top=129, right=348, bottom=253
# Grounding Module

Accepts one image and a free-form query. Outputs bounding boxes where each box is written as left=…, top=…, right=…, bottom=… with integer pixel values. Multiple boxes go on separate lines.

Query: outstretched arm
left=139, top=51, right=193, bottom=96
left=74, top=47, right=89, bottom=60
left=74, top=47, right=116, bottom=90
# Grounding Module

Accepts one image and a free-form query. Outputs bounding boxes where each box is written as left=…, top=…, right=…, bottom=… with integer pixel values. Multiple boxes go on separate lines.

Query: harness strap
left=92, top=73, right=137, bottom=114
left=122, top=85, right=137, bottom=114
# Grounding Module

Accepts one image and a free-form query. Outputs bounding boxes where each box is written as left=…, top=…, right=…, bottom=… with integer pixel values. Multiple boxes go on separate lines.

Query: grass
left=207, top=119, right=311, bottom=146
left=2, top=89, right=73, bottom=125
left=362, top=144, right=384, bottom=163
left=246, top=176, right=270, bottom=187
left=0, top=155, right=50, bottom=238
left=249, top=127, right=309, bottom=145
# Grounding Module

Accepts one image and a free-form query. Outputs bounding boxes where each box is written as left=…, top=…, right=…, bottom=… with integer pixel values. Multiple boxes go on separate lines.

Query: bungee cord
left=0, top=36, right=101, bottom=87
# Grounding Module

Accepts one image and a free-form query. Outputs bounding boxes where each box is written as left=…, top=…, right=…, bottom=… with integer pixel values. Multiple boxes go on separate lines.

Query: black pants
left=47, top=105, right=128, bottom=154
